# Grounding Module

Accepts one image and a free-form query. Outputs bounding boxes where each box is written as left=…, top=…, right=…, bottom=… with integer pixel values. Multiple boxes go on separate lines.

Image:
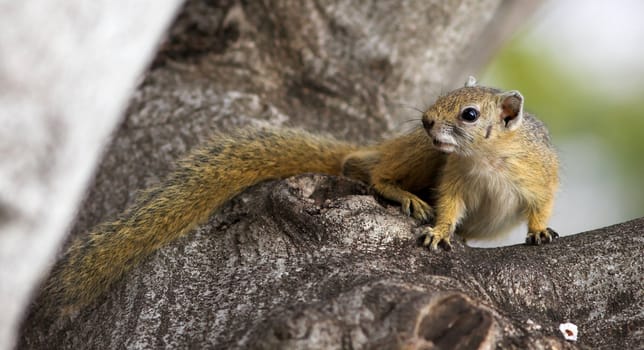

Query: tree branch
left=19, top=1, right=641, bottom=349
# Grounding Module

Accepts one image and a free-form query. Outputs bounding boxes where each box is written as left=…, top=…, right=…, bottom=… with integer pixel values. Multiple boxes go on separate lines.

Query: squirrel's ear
left=497, top=90, right=524, bottom=131
left=464, top=76, right=477, bottom=87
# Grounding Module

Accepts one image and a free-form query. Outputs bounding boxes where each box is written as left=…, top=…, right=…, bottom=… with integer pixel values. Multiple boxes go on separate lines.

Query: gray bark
left=0, top=1, right=182, bottom=349
left=21, top=175, right=644, bottom=348
left=14, top=0, right=642, bottom=349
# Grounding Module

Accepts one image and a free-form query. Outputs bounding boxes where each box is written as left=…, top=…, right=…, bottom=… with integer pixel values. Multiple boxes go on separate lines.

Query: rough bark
left=0, top=1, right=182, bottom=349
left=16, top=0, right=643, bottom=349
left=21, top=175, right=644, bottom=348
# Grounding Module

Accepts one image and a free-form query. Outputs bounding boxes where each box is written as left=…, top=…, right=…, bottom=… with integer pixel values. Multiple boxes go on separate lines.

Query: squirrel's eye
left=460, top=107, right=479, bottom=122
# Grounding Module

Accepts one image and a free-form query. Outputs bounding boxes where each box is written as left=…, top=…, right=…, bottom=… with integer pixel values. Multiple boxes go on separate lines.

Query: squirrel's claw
left=413, top=199, right=434, bottom=224
left=525, top=227, right=559, bottom=245
left=419, top=227, right=451, bottom=251
left=401, top=197, right=434, bottom=224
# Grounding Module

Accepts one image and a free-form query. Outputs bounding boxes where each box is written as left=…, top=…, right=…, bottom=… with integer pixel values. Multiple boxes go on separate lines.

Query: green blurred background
left=473, top=0, right=644, bottom=246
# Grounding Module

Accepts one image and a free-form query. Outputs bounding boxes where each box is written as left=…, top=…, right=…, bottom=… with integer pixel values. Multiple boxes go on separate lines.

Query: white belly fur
left=455, top=167, right=525, bottom=240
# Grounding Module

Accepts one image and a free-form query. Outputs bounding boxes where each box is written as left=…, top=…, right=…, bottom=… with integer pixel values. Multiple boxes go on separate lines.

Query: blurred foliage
left=482, top=37, right=644, bottom=217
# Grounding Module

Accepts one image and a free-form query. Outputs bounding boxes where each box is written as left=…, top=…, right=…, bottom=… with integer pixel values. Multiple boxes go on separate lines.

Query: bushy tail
left=39, top=128, right=358, bottom=316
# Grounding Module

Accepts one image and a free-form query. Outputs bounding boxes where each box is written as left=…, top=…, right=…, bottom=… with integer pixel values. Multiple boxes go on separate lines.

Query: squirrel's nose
left=422, top=118, right=435, bottom=130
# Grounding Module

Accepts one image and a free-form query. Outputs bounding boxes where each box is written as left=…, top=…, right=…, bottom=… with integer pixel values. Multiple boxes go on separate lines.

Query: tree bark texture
left=16, top=0, right=643, bottom=349
left=22, top=175, right=643, bottom=349
left=0, top=1, right=182, bottom=349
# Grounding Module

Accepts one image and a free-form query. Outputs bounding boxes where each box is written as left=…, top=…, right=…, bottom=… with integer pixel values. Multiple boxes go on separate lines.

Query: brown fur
left=37, top=83, right=559, bottom=317
left=415, top=86, right=559, bottom=248
left=39, top=129, right=358, bottom=316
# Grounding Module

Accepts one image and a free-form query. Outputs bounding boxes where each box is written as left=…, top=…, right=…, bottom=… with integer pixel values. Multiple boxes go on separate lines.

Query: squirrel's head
left=421, top=76, right=524, bottom=156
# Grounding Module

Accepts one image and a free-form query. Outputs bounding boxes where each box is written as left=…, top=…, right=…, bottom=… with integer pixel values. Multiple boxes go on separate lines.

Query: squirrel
left=36, top=76, right=559, bottom=317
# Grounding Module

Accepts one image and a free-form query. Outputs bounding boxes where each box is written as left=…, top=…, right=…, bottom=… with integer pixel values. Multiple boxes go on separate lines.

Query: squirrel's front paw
left=418, top=226, right=451, bottom=251
left=401, top=196, right=434, bottom=224
left=525, top=227, right=559, bottom=245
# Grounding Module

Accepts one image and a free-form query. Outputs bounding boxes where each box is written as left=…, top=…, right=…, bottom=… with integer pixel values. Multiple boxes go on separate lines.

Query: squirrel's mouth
left=432, top=138, right=457, bottom=153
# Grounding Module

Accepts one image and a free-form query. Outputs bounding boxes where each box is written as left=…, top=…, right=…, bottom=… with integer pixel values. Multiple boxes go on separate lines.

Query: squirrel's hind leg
left=342, top=150, right=379, bottom=183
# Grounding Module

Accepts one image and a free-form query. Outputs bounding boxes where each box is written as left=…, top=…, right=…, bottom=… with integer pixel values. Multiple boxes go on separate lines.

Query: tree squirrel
left=37, top=77, right=559, bottom=316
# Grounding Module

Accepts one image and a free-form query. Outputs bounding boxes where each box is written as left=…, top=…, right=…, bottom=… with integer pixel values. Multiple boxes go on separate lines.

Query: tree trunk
left=15, top=0, right=642, bottom=349
left=0, top=1, right=181, bottom=349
